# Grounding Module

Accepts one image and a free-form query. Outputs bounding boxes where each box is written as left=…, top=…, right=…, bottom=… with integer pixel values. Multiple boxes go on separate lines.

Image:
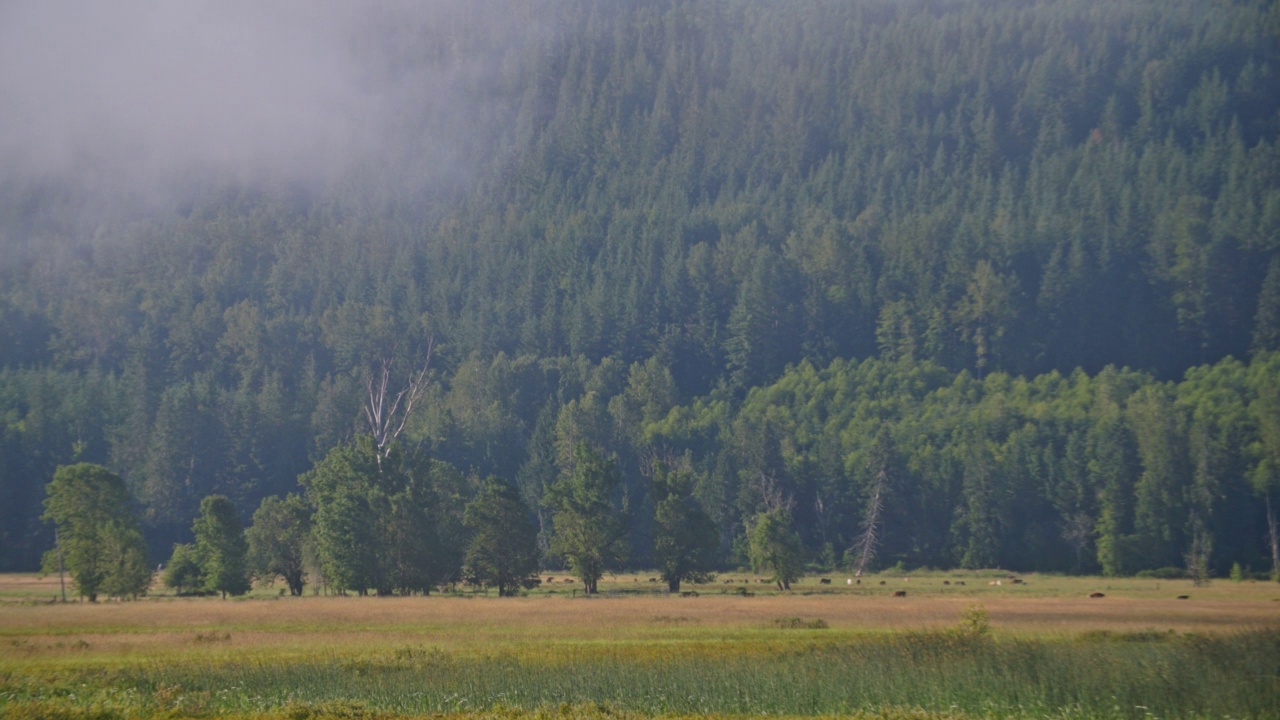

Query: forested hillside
left=2, top=0, right=1279, bottom=580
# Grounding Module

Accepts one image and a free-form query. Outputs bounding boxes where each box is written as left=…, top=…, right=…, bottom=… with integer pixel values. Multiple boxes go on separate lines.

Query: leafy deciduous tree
left=548, top=443, right=629, bottom=594
left=193, top=494, right=250, bottom=598
left=42, top=463, right=151, bottom=601
left=748, top=507, right=804, bottom=591
left=246, top=493, right=311, bottom=596
left=163, top=543, right=204, bottom=595
left=651, top=459, right=718, bottom=593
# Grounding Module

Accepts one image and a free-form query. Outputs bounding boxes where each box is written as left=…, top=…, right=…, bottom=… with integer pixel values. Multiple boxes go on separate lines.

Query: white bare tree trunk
left=1267, top=491, right=1279, bottom=582
left=362, top=336, right=434, bottom=470
left=853, top=467, right=886, bottom=577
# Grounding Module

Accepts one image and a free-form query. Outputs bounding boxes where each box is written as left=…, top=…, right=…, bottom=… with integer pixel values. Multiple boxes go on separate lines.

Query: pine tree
left=463, top=477, right=541, bottom=597
left=1252, top=257, right=1280, bottom=354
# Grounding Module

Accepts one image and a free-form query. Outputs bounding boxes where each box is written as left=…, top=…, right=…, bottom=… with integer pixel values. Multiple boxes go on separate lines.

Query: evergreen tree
left=956, top=429, right=1004, bottom=570
left=1252, top=257, right=1280, bottom=354
left=463, top=477, right=541, bottom=596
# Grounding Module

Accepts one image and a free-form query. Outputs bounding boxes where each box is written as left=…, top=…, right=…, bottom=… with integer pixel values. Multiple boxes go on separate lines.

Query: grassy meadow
left=1, top=571, right=1278, bottom=719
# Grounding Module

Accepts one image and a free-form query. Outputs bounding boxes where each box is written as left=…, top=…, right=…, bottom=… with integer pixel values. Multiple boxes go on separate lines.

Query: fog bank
left=0, top=1, right=548, bottom=204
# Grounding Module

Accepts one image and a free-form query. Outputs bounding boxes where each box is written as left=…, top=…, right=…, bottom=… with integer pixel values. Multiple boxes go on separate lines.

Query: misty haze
left=0, top=0, right=549, bottom=202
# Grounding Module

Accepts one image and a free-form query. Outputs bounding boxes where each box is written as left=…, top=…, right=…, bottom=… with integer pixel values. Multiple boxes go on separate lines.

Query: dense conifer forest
left=2, top=0, right=1279, bottom=584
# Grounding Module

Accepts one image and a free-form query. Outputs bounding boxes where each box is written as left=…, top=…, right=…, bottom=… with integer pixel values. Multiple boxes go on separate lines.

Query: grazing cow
left=1176, top=595, right=1189, bottom=600
left=893, top=590, right=907, bottom=597
left=648, top=578, right=657, bottom=582
left=879, top=581, right=886, bottom=585
left=1089, top=592, right=1105, bottom=598
left=819, top=578, right=831, bottom=585
left=955, top=581, right=965, bottom=586
left=943, top=580, right=951, bottom=585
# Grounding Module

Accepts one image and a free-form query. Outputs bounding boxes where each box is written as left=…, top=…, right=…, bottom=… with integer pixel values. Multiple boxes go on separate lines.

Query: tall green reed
left=4, top=630, right=1276, bottom=719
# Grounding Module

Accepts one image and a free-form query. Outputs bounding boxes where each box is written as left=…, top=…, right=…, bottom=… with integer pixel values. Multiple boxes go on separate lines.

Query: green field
left=2, top=572, right=1278, bottom=720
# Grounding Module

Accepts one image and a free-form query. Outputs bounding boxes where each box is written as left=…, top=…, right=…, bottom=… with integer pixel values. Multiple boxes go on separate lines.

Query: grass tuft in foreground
left=0, top=700, right=986, bottom=720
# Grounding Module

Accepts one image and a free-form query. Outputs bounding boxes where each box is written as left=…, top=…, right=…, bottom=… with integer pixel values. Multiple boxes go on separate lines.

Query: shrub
left=1136, top=566, right=1185, bottom=579
left=772, top=616, right=828, bottom=629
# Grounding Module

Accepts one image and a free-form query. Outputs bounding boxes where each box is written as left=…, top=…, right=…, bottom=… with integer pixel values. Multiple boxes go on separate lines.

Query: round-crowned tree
left=42, top=463, right=151, bottom=601
left=193, top=495, right=250, bottom=598
left=246, top=493, right=311, bottom=596
left=748, top=508, right=804, bottom=591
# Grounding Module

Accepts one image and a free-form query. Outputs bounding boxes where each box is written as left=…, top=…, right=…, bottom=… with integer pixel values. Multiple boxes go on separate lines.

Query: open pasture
left=2, top=578, right=1277, bottom=666
left=2, top=572, right=1278, bottom=719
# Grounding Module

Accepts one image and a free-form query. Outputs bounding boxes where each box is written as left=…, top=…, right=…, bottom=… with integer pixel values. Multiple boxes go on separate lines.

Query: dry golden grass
left=0, top=572, right=65, bottom=600
left=3, top=569, right=1278, bottom=672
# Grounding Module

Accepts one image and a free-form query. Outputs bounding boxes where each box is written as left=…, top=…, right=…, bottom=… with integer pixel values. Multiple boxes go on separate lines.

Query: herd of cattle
left=534, top=573, right=1154, bottom=599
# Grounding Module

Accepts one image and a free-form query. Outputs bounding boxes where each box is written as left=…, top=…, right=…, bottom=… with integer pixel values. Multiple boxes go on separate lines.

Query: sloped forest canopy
left=2, top=0, right=1278, bottom=576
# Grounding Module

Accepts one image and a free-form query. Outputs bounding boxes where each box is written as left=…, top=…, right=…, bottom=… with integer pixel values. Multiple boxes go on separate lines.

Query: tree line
left=3, top=0, right=1279, bottom=577
left=40, top=349, right=1280, bottom=600
left=43, top=439, right=722, bottom=599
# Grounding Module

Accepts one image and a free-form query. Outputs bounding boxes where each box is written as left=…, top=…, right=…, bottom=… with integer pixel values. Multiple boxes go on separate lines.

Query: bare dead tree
left=1060, top=511, right=1095, bottom=573
left=1267, top=491, right=1280, bottom=582
left=363, top=335, right=434, bottom=470
left=55, top=526, right=66, bottom=602
left=637, top=444, right=690, bottom=479
left=813, top=492, right=832, bottom=545
left=756, top=471, right=793, bottom=514
left=851, top=428, right=899, bottom=577
left=852, top=465, right=887, bottom=577
left=1184, top=523, right=1213, bottom=586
